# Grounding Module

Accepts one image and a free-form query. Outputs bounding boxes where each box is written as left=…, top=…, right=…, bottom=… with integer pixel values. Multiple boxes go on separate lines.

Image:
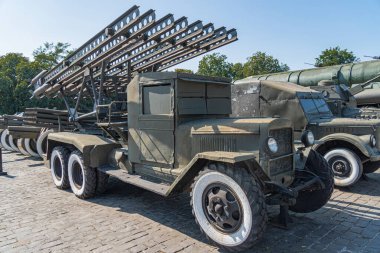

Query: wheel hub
left=331, top=157, right=351, bottom=177
left=203, top=184, right=243, bottom=233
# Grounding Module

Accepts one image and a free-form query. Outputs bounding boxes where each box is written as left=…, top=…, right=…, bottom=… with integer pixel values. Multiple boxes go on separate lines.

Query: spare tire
left=290, top=150, right=334, bottom=213
left=37, top=129, right=55, bottom=157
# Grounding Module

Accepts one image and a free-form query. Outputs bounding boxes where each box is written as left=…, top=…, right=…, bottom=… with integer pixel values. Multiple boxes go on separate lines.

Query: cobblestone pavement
left=0, top=151, right=380, bottom=253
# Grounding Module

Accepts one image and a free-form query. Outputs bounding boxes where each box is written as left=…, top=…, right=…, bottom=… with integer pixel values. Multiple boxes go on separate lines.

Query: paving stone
left=0, top=152, right=379, bottom=252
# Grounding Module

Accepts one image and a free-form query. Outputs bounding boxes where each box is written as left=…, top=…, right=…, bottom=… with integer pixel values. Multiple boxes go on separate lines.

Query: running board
left=99, top=166, right=170, bottom=196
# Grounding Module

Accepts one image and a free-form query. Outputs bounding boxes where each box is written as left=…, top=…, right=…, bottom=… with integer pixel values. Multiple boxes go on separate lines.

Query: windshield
left=300, top=98, right=333, bottom=119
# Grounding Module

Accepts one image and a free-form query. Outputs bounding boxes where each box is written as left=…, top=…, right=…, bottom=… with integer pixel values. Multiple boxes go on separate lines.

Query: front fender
left=167, top=151, right=266, bottom=196
left=313, top=133, right=372, bottom=158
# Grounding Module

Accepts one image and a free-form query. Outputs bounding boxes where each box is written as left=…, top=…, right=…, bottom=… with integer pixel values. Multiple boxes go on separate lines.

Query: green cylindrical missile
left=245, top=60, right=380, bottom=87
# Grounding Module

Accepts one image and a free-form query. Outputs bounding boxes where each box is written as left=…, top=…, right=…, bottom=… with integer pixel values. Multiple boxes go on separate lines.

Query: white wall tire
left=9, top=135, right=20, bottom=152
left=17, top=138, right=30, bottom=156
left=191, top=164, right=267, bottom=252
left=68, top=151, right=96, bottom=199
left=324, top=148, right=363, bottom=187
left=36, top=129, right=55, bottom=158
left=0, top=130, right=3, bottom=148
left=24, top=138, right=40, bottom=158
left=50, top=146, right=70, bottom=189
left=1, top=129, right=14, bottom=151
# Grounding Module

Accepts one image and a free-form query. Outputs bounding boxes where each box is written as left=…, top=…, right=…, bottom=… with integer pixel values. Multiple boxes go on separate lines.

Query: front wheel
left=50, top=146, right=70, bottom=189
left=68, top=151, right=96, bottom=199
left=324, top=148, right=362, bottom=187
left=191, top=163, right=267, bottom=252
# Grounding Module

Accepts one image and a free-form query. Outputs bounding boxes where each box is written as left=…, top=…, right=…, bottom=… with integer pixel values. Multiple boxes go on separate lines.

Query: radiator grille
left=269, top=155, right=293, bottom=176
left=192, top=135, right=237, bottom=154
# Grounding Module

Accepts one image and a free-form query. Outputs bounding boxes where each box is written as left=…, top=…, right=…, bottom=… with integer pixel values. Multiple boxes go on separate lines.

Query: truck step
left=99, top=166, right=170, bottom=196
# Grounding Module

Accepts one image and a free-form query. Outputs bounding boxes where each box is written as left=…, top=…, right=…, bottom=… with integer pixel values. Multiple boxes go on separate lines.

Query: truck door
left=138, top=81, right=174, bottom=167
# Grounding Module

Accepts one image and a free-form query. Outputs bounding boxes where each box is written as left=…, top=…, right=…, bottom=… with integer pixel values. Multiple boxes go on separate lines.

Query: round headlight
left=301, top=130, right=315, bottom=147
left=370, top=135, right=376, bottom=147
left=267, top=137, right=279, bottom=153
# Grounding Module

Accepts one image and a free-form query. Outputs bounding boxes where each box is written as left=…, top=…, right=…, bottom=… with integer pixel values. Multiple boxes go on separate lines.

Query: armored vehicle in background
left=232, top=80, right=380, bottom=187
left=45, top=73, right=332, bottom=251
left=245, top=60, right=380, bottom=118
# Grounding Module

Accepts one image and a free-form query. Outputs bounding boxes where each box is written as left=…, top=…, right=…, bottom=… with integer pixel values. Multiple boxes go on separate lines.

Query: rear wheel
left=290, top=150, right=334, bottom=213
left=50, top=146, right=70, bottom=189
left=1, top=130, right=14, bottom=151
left=324, top=148, right=362, bottom=187
left=17, top=138, right=30, bottom=156
left=68, top=151, right=96, bottom=199
left=24, top=138, right=40, bottom=158
left=191, top=163, right=267, bottom=252
left=9, top=135, right=20, bottom=152
left=363, top=161, right=380, bottom=174
left=96, top=170, right=109, bottom=194
left=37, top=129, right=54, bottom=157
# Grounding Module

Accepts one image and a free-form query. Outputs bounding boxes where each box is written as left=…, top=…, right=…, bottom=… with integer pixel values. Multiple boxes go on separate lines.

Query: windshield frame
left=297, top=92, right=333, bottom=121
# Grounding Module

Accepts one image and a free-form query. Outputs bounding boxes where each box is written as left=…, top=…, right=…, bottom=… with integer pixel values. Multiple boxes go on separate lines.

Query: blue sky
left=0, top=0, right=379, bottom=71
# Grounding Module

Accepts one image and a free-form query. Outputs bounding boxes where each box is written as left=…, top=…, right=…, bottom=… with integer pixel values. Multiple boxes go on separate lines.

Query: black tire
left=50, top=146, right=70, bottom=189
left=96, top=170, right=109, bottom=194
left=190, top=163, right=267, bottom=252
left=363, top=161, right=380, bottom=174
left=290, top=150, right=334, bottom=213
left=68, top=150, right=96, bottom=199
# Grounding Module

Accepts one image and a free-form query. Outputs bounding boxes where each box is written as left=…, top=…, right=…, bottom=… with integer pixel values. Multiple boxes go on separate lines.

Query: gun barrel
left=244, top=60, right=380, bottom=87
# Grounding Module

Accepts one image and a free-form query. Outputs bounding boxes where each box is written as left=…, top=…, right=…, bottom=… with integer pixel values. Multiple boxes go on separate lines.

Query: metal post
left=0, top=147, right=7, bottom=176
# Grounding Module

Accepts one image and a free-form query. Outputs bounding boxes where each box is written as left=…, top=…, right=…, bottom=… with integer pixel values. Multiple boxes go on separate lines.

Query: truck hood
left=315, top=117, right=380, bottom=127
left=189, top=117, right=293, bottom=135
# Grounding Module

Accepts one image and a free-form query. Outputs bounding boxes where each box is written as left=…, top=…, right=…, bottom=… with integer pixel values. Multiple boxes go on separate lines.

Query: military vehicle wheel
left=17, top=138, right=30, bottom=156
left=290, top=150, right=334, bottom=213
left=363, top=161, right=380, bottom=174
left=324, top=148, right=363, bottom=187
left=50, top=146, right=70, bottom=189
left=37, top=129, right=54, bottom=157
left=68, top=150, right=96, bottom=199
left=1, top=129, right=14, bottom=151
left=24, top=138, right=40, bottom=158
left=9, top=135, right=20, bottom=152
left=191, top=163, right=267, bottom=252
left=96, top=170, right=109, bottom=194
left=0, top=130, right=3, bottom=148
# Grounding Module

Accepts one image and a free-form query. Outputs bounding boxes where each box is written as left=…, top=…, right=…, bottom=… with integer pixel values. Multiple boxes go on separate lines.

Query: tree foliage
left=242, top=52, right=289, bottom=77
left=315, top=46, right=359, bottom=67
left=0, top=42, right=71, bottom=114
left=197, top=53, right=233, bottom=79
left=175, top=68, right=194, bottom=74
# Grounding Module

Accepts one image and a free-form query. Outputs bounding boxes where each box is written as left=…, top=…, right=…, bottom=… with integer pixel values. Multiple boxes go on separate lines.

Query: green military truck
left=232, top=80, right=380, bottom=188
left=45, top=73, right=333, bottom=251
left=246, top=60, right=380, bottom=119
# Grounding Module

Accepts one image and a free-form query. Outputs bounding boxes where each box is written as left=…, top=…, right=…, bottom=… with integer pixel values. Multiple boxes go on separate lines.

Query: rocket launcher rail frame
left=31, top=5, right=237, bottom=99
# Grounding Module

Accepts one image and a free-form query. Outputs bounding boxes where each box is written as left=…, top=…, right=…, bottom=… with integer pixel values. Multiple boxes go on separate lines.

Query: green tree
left=231, top=63, right=244, bottom=80
left=33, top=42, right=71, bottom=69
left=175, top=68, right=194, bottom=74
left=243, top=52, right=289, bottom=77
left=0, top=42, right=71, bottom=114
left=197, top=53, right=233, bottom=79
left=315, top=46, right=359, bottom=67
